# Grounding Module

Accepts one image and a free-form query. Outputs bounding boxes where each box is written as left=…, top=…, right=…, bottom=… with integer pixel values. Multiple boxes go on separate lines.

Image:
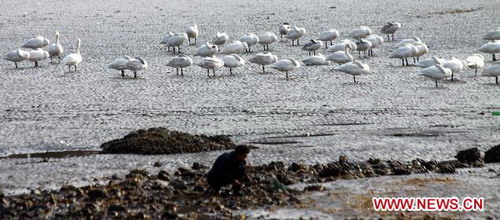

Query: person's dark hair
left=234, top=145, right=250, bottom=155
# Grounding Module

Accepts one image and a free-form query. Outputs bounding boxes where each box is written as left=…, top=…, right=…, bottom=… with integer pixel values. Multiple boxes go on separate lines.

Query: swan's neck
left=76, top=40, right=81, bottom=54
left=345, top=45, right=350, bottom=54
left=56, top=33, right=60, bottom=44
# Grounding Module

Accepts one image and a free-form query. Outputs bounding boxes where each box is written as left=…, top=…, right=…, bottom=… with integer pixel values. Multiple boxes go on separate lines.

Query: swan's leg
left=297, top=39, right=300, bottom=45
left=68, top=66, right=70, bottom=72
left=435, top=80, right=438, bottom=88
left=195, top=38, right=197, bottom=45
left=496, top=76, right=498, bottom=84
left=121, top=70, right=125, bottom=77
left=134, top=71, right=137, bottom=78
left=230, top=68, right=233, bottom=75
left=181, top=68, right=184, bottom=76
left=474, top=69, right=477, bottom=76
left=207, top=69, right=210, bottom=77
left=280, top=34, right=283, bottom=41
left=325, top=42, right=328, bottom=49
left=493, top=54, right=496, bottom=61
left=213, top=69, right=216, bottom=77
left=262, top=65, right=265, bottom=74
left=176, top=68, right=179, bottom=75
left=35, top=61, right=38, bottom=67
left=178, top=46, right=182, bottom=53
left=15, top=62, right=18, bottom=68
left=387, top=35, right=390, bottom=42
left=401, top=59, right=405, bottom=66
left=405, top=58, right=409, bottom=66
left=50, top=56, right=53, bottom=63
left=188, top=38, right=191, bottom=44
left=314, top=51, right=316, bottom=55
left=353, top=76, right=356, bottom=83
left=286, top=71, right=289, bottom=80
left=451, top=73, right=454, bottom=81
left=358, top=51, right=361, bottom=59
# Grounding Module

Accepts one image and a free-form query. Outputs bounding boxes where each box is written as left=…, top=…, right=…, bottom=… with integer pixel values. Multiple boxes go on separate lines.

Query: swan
left=48, top=31, right=64, bottom=63
left=482, top=61, right=500, bottom=84
left=389, top=43, right=418, bottom=66
left=279, top=23, right=291, bottom=40
left=186, top=24, right=199, bottom=45
left=381, top=22, right=401, bottom=41
left=302, top=39, right=323, bottom=55
left=326, top=44, right=354, bottom=64
left=478, top=40, right=500, bottom=61
left=240, top=33, right=259, bottom=52
left=61, top=38, right=82, bottom=72
left=301, top=53, right=330, bottom=66
left=249, top=52, right=278, bottom=73
left=483, top=27, right=500, bottom=41
left=395, top=37, right=421, bottom=48
left=333, top=61, right=370, bottom=83
left=4, top=48, right=30, bottom=68
left=160, top=32, right=174, bottom=50
left=413, top=42, right=429, bottom=62
left=465, top=54, right=485, bottom=76
left=348, top=26, right=372, bottom=40
left=415, top=56, right=445, bottom=68
left=197, top=56, right=224, bottom=77
left=107, top=56, right=131, bottom=77
left=365, top=34, right=384, bottom=56
left=212, top=32, right=229, bottom=46
left=167, top=55, right=193, bottom=76
left=420, top=64, right=452, bottom=87
left=257, top=32, right=277, bottom=51
left=356, top=39, right=372, bottom=58
left=124, top=57, right=148, bottom=78
left=318, top=29, right=339, bottom=48
left=269, top=58, right=300, bottom=79
left=22, top=36, right=49, bottom=49
left=27, top=48, right=49, bottom=67
left=220, top=41, right=248, bottom=54
left=194, top=43, right=218, bottom=57
left=442, top=57, right=466, bottom=81
left=167, top=33, right=188, bottom=53
left=221, top=54, right=245, bottom=74
left=326, top=39, right=357, bottom=53
left=285, top=26, right=306, bottom=46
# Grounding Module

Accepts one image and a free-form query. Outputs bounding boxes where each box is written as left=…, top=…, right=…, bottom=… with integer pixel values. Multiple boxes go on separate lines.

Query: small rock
left=191, top=162, right=206, bottom=170
left=485, top=144, right=500, bottom=163
left=170, top=179, right=188, bottom=190
left=158, top=170, right=170, bottom=181
left=339, top=155, right=348, bottom=164
left=303, top=185, right=325, bottom=191
left=437, top=163, right=456, bottom=174
left=108, top=204, right=127, bottom=212
left=455, top=148, right=483, bottom=164
left=153, top=161, right=162, bottom=167
left=87, top=189, right=107, bottom=199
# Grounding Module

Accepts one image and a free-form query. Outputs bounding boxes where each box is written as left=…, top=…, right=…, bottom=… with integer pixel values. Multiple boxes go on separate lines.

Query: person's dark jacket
left=207, top=151, right=246, bottom=188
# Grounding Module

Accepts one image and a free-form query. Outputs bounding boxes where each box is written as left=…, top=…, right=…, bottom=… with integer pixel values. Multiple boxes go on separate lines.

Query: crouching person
left=207, top=145, right=250, bottom=194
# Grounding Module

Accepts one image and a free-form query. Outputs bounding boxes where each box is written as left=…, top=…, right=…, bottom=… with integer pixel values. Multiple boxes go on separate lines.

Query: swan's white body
left=194, top=43, right=218, bottom=57
left=348, top=26, right=372, bottom=40
left=365, top=34, right=384, bottom=49
left=220, top=41, right=249, bottom=54
left=48, top=31, right=64, bottom=62
left=258, top=32, right=278, bottom=50
left=301, top=54, right=330, bottom=66
left=270, top=58, right=300, bottom=79
left=240, top=33, right=259, bottom=51
left=482, top=61, right=500, bottom=84
left=4, top=49, right=30, bottom=68
left=479, top=41, right=500, bottom=61
left=327, top=40, right=357, bottom=53
left=326, top=44, right=354, bottom=64
left=356, top=39, right=372, bottom=57
left=107, top=56, right=131, bottom=76
left=160, top=32, right=174, bottom=46
left=167, top=55, right=193, bottom=75
left=249, top=52, right=278, bottom=73
left=302, top=39, right=323, bottom=55
left=186, top=24, right=199, bottom=44
left=442, top=57, right=465, bottom=80
left=389, top=43, right=418, bottom=66
left=198, top=56, right=224, bottom=77
left=22, top=36, right=49, bottom=49
left=334, top=61, right=370, bottom=82
left=61, top=38, right=82, bottom=71
left=465, top=54, right=485, bottom=75
left=285, top=26, right=306, bottom=45
left=415, top=56, right=445, bottom=68
left=124, top=57, right=148, bottom=78
left=212, top=32, right=229, bottom=46
left=381, top=22, right=401, bottom=41
left=279, top=23, right=291, bottom=39
left=420, top=64, right=452, bottom=87
left=318, top=29, right=339, bottom=46
left=483, top=28, right=500, bottom=41
left=221, top=54, right=245, bottom=74
left=413, top=42, right=429, bottom=60
left=167, top=33, right=188, bottom=52
left=395, top=37, right=421, bottom=48
left=28, top=48, right=49, bottom=67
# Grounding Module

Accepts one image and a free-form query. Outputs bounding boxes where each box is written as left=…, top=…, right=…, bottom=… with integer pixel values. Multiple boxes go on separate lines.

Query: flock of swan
left=3, top=23, right=500, bottom=86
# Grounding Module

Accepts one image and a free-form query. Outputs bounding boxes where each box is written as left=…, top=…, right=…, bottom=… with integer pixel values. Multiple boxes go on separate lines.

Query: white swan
left=4, top=48, right=30, bottom=68
left=167, top=33, right=188, bottom=53
left=197, top=56, right=224, bottom=77
left=318, top=29, right=339, bottom=48
left=301, top=54, right=330, bottom=66
left=285, top=26, right=306, bottom=46
left=270, top=58, right=301, bottom=79
left=478, top=40, right=500, bottom=61
left=249, top=52, right=278, bottom=73
left=483, top=27, right=500, bottom=41
left=356, top=39, right=372, bottom=58
left=420, top=64, right=452, bottom=87
left=333, top=61, right=370, bottom=83
left=48, top=31, right=64, bottom=63
left=107, top=56, right=131, bottom=77
left=365, top=34, right=384, bottom=56
left=302, top=39, right=323, bottom=55
left=395, top=37, right=421, bottom=48
left=160, top=32, right=174, bottom=50
left=186, top=24, right=199, bottom=45
left=327, top=39, right=357, bottom=53
left=212, top=32, right=229, bottom=46
left=258, top=32, right=277, bottom=51
left=221, top=54, right=245, bottom=74
left=167, top=55, right=193, bottom=76
left=389, top=43, right=418, bottom=66
left=61, top=38, right=82, bottom=72
left=28, top=48, right=49, bottom=67
left=220, top=41, right=248, bottom=54
left=22, top=36, right=49, bottom=49
left=413, top=42, right=429, bottom=62
left=326, top=44, right=354, bottom=65
left=482, top=61, right=500, bottom=84
left=279, top=23, right=291, bottom=41
left=442, top=57, right=466, bottom=81
left=465, top=54, right=485, bottom=76
left=381, top=22, right=401, bottom=41
left=194, top=43, right=218, bottom=57
left=415, top=56, right=445, bottom=68
left=348, top=26, right=372, bottom=40
left=124, top=57, right=148, bottom=78
left=240, top=33, right=259, bottom=52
